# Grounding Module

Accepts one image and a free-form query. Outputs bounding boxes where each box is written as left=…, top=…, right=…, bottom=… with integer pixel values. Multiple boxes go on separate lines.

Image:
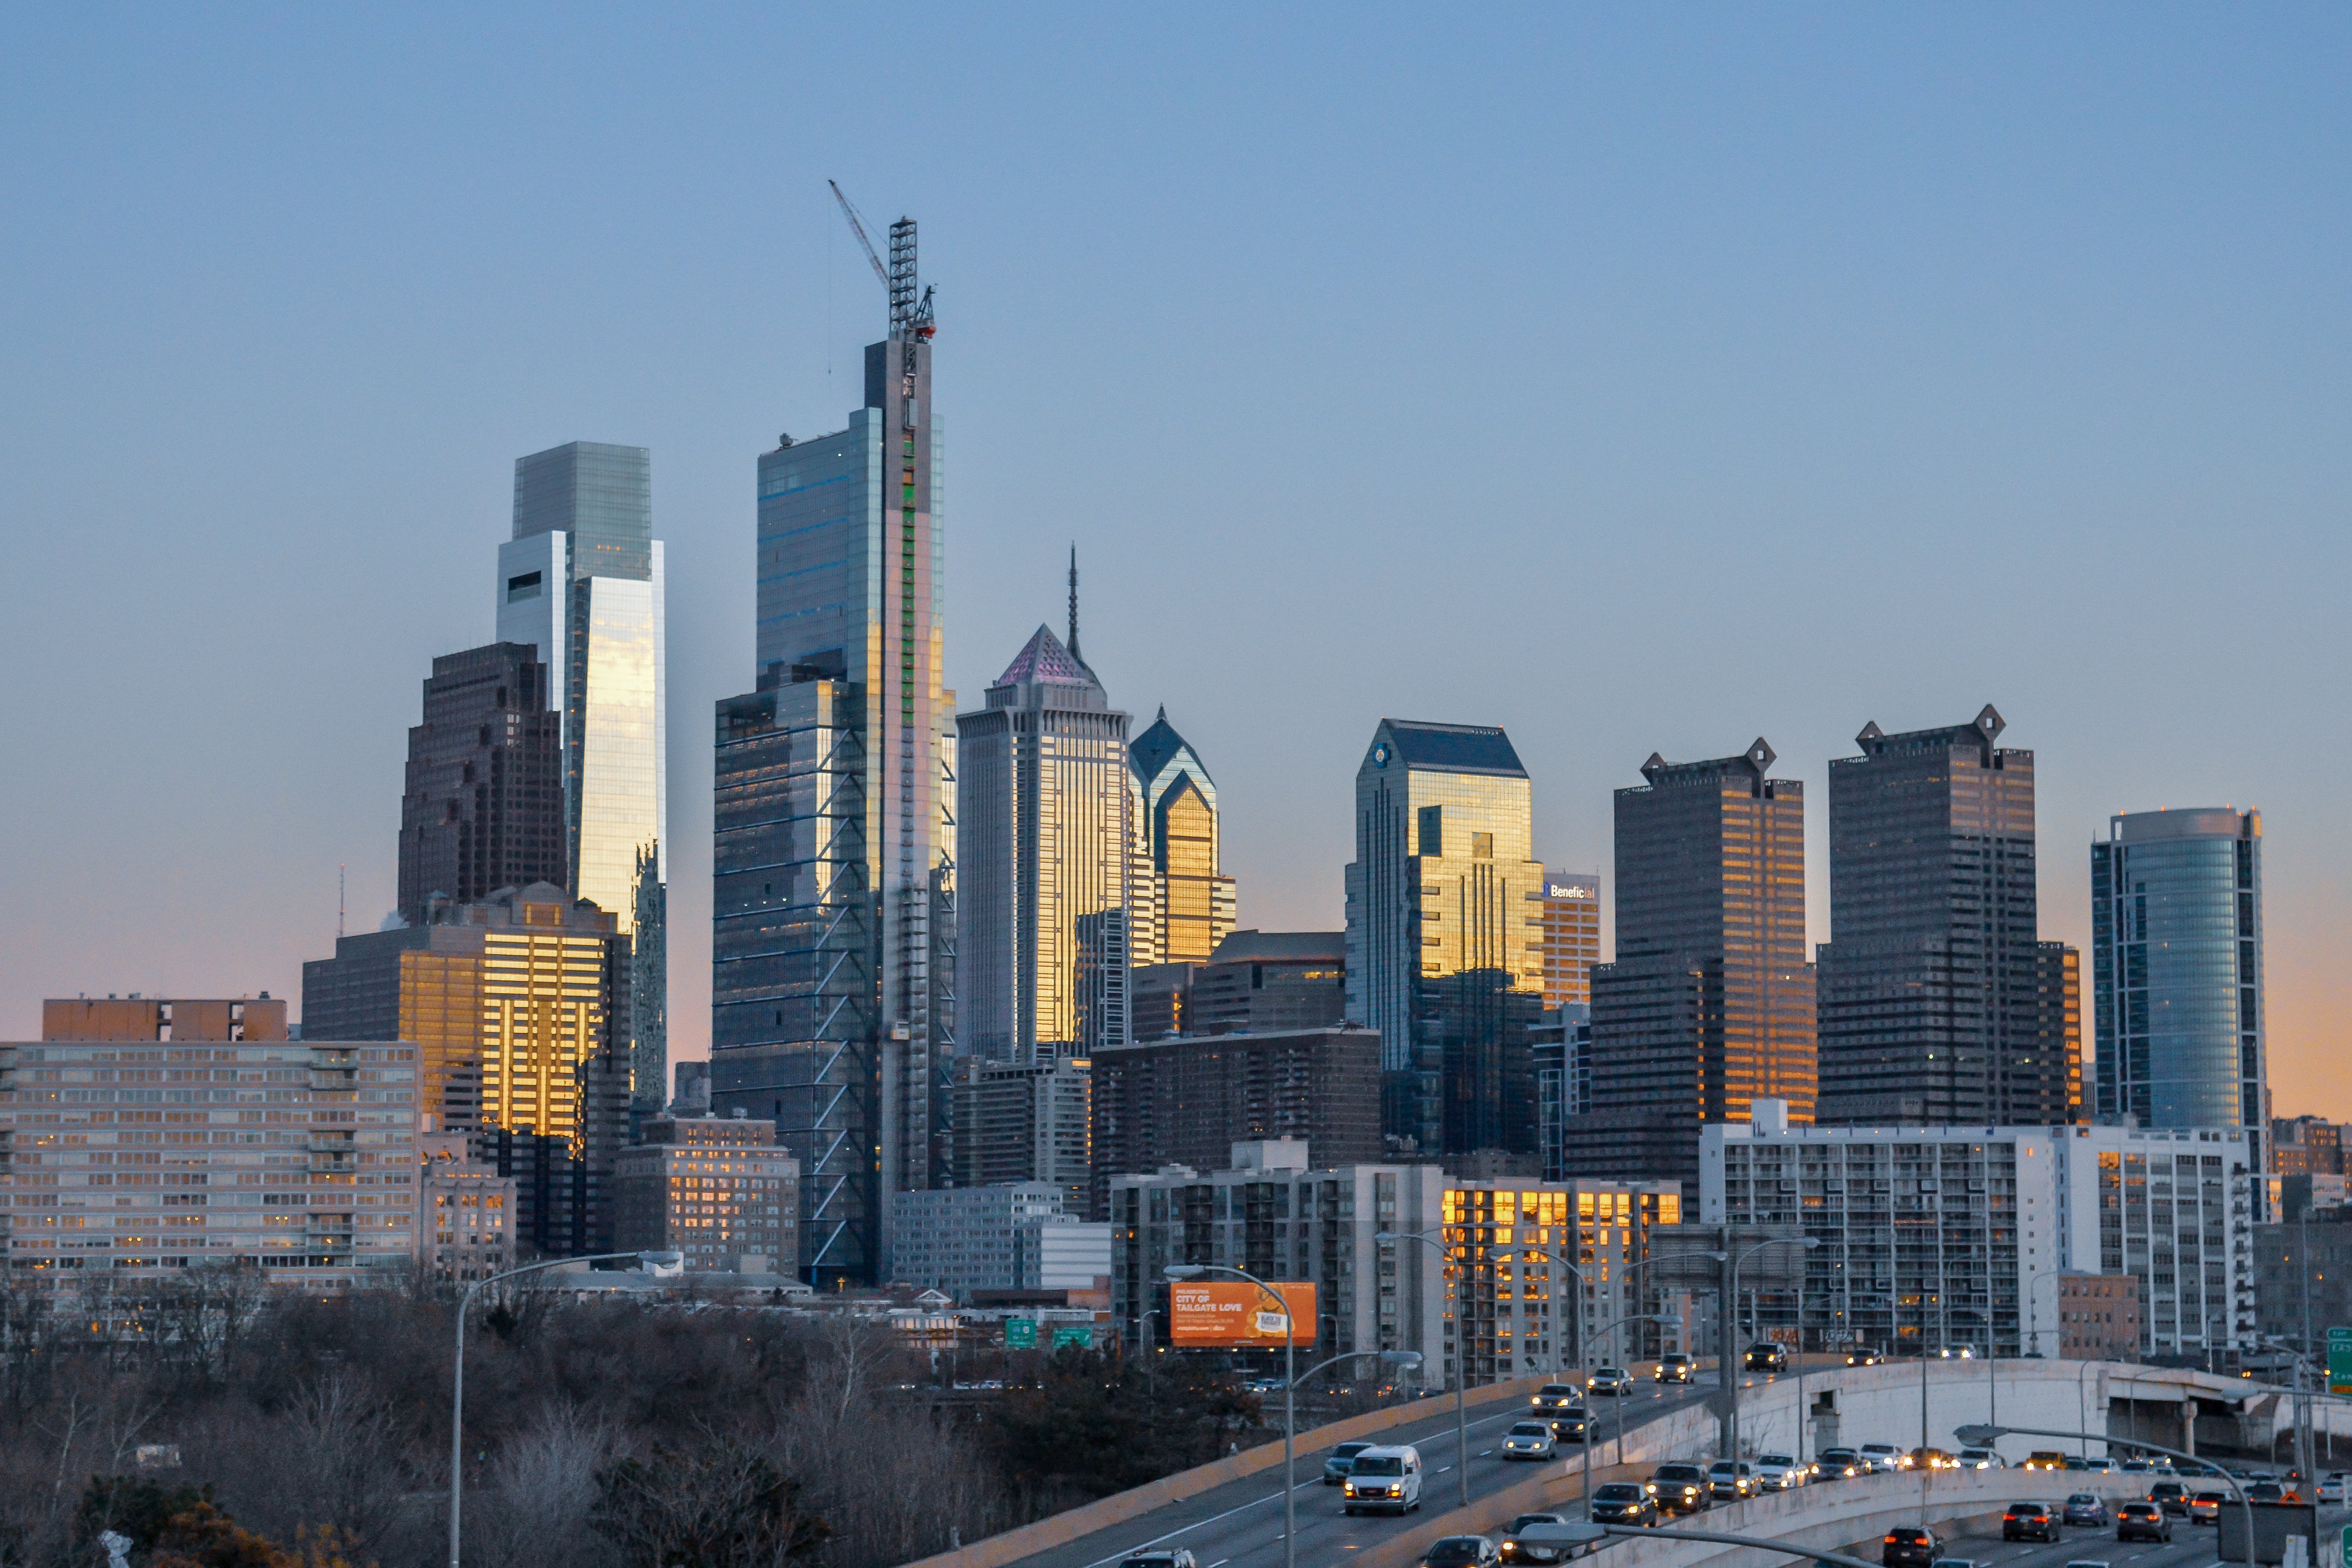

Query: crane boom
left=828, top=179, right=890, bottom=289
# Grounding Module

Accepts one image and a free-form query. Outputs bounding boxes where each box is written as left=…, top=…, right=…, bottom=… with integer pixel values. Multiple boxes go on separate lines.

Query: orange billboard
left=1168, top=1280, right=1317, bottom=1347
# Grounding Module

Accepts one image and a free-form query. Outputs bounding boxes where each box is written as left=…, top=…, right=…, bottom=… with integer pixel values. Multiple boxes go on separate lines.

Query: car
left=1324, top=1441, right=1375, bottom=1484
left=1847, top=1347, right=1885, bottom=1366
left=1588, top=1367, right=1633, bottom=1397
left=1589, top=1484, right=1656, bottom=1526
left=1646, top=1463, right=1712, bottom=1516
left=1507, top=1516, right=1568, bottom=1536
left=1656, top=1353, right=1696, bottom=1383
left=1547, top=1408, right=1592, bottom=1444
left=1819, top=1447, right=1865, bottom=1480
left=1745, top=1342, right=1790, bottom=1373
left=2072, top=1455, right=2115, bottom=1473
left=2118, top=1458, right=2151, bottom=1474
left=1901, top=1447, right=1959, bottom=1471
left=1936, top=1345, right=1976, bottom=1360
left=2003, top=1502, right=2061, bottom=1543
left=1118, top=1555, right=1195, bottom=1568
left=1502, top=1422, right=1557, bottom=1461
left=1708, top=1460, right=1756, bottom=1500
left=1342, top=1445, right=1424, bottom=1514
left=1860, top=1443, right=1905, bottom=1474
left=1754, top=1453, right=1807, bottom=1491
left=1501, top=1524, right=1588, bottom=1566
left=2062, top=1494, right=2112, bottom=1527
left=2187, top=1491, right=2225, bottom=1524
left=2248, top=1481, right=2286, bottom=1503
left=2147, top=1480, right=2189, bottom=1515
left=1419, top=1536, right=1499, bottom=1568
left=2318, top=1473, right=2348, bottom=1505
left=2024, top=1450, right=2071, bottom=1471
left=1882, top=1525, right=1942, bottom=1568
left=1957, top=1448, right=2005, bottom=1470
left=2115, top=1502, right=2171, bottom=1544
left=1532, top=1383, right=1583, bottom=1413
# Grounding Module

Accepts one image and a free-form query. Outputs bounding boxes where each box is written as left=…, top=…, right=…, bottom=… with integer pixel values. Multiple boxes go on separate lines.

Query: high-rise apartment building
left=611, top=1114, right=798, bottom=1274
left=2092, top=809, right=2266, bottom=1157
left=1568, top=741, right=1813, bottom=1194
left=1815, top=709, right=2076, bottom=1126
left=951, top=1055, right=1093, bottom=1212
left=892, top=1183, right=1111, bottom=1303
left=1127, top=708, right=1237, bottom=967
left=1538, top=872, right=1601, bottom=1010
left=710, top=233, right=952, bottom=1287
left=2, top=997, right=416, bottom=1286
left=957, top=625, right=1135, bottom=1060
left=1344, top=720, right=1545, bottom=1159
left=302, top=883, right=632, bottom=1256
left=396, top=643, right=566, bottom=923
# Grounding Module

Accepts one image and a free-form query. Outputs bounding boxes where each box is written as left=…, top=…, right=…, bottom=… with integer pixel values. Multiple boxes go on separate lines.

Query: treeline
left=0, top=1268, right=1266, bottom=1568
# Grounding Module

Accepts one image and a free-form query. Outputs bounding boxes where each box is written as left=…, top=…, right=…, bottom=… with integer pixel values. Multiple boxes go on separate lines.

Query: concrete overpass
left=903, top=1358, right=2325, bottom=1568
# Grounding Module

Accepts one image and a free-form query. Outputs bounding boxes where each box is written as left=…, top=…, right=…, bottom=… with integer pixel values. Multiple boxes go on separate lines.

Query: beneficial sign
left=1168, top=1281, right=1317, bottom=1348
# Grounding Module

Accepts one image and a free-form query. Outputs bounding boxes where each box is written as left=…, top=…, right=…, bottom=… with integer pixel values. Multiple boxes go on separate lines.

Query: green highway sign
left=1052, top=1325, right=1094, bottom=1348
left=1005, top=1318, right=1037, bottom=1349
left=2329, top=1327, right=2352, bottom=1396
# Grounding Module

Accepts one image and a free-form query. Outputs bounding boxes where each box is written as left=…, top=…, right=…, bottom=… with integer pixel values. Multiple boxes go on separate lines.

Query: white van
left=1342, top=1445, right=1424, bottom=1514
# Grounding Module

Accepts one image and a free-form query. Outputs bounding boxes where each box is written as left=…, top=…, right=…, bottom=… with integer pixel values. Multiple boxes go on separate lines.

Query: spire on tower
left=1067, top=544, right=1081, bottom=663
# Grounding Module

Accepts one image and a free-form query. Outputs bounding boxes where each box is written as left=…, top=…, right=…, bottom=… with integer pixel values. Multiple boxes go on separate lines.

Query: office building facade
left=1815, top=709, right=2076, bottom=1126
left=418, top=1131, right=516, bottom=1283
left=710, top=244, right=953, bottom=1286
left=1089, top=1027, right=1383, bottom=1215
left=2055, top=1272, right=2143, bottom=1361
left=1127, top=708, right=1237, bottom=967
left=957, top=625, right=1135, bottom=1060
left=1538, top=872, right=1602, bottom=1010
left=396, top=643, right=566, bottom=924
left=892, top=1183, right=1110, bottom=1302
left=1344, top=719, right=1545, bottom=1159
left=611, top=1115, right=798, bottom=1274
left=1187, top=931, right=1348, bottom=1036
left=1570, top=741, right=1814, bottom=1193
left=1, top=998, right=416, bottom=1286
left=2091, top=808, right=2266, bottom=1156
left=950, top=1054, right=1092, bottom=1211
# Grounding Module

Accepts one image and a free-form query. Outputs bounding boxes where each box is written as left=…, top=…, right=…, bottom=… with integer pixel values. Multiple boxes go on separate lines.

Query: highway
left=1924, top=1502, right=2349, bottom=1568
left=1015, top=1365, right=1794, bottom=1568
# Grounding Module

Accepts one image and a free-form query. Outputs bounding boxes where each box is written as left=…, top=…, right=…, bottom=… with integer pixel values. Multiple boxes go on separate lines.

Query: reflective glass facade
left=1539, top=871, right=1601, bottom=1009
left=2091, top=808, right=2264, bottom=1145
left=1128, top=710, right=1238, bottom=966
left=1344, top=720, right=1545, bottom=1157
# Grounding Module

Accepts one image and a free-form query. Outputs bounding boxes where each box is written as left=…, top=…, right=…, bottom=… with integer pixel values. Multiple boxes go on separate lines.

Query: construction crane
left=829, top=179, right=934, bottom=345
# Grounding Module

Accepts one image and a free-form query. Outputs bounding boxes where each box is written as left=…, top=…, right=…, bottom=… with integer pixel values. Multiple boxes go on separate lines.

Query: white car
left=1957, top=1448, right=2007, bottom=1470
left=1342, top=1445, right=1424, bottom=1514
left=1753, top=1453, right=1807, bottom=1491
left=1860, top=1443, right=1905, bottom=1474
left=1501, top=1422, right=1557, bottom=1461
left=2318, top=1473, right=2348, bottom=1505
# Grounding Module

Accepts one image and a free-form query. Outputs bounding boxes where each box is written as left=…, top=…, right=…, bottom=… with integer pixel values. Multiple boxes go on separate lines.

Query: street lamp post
left=1373, top=1230, right=1472, bottom=1509
left=1165, top=1264, right=1302, bottom=1568
left=1724, top=1236, right=1817, bottom=1465
left=449, top=1252, right=649, bottom=1568
left=1957, top=1422, right=2256, bottom=1568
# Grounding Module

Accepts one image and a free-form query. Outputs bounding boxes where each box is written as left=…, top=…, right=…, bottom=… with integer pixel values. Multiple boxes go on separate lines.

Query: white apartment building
left=891, top=1182, right=1110, bottom=1302
left=1702, top=1102, right=2256, bottom=1360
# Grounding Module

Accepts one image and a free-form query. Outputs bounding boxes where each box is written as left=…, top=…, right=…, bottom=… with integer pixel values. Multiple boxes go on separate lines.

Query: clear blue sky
left=4, top=6, right=2346, bottom=1108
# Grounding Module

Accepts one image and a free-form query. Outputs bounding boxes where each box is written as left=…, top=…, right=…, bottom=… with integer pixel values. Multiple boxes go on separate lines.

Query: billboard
left=1169, top=1281, right=1317, bottom=1348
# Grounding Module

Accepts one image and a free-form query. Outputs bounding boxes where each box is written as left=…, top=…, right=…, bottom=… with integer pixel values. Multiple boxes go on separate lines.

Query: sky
left=3, top=6, right=2347, bottom=1111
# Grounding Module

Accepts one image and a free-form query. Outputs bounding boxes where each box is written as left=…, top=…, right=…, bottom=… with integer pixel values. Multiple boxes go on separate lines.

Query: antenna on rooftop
left=337, top=864, right=345, bottom=939
left=1067, top=545, right=1081, bottom=663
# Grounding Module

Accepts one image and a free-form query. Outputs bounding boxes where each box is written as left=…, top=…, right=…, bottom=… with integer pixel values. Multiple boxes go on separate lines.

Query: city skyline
left=5, top=10, right=2349, bottom=1116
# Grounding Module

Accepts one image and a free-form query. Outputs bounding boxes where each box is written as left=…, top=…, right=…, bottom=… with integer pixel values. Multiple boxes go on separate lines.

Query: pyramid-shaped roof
left=994, top=624, right=1098, bottom=689
left=1129, top=706, right=1204, bottom=788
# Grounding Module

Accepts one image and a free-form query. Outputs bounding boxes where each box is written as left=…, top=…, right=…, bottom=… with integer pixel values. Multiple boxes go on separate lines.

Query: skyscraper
left=1566, top=740, right=1813, bottom=1194
left=957, top=624, right=1136, bottom=1060
left=395, top=642, right=565, bottom=924
left=1343, top=720, right=1545, bottom=1159
left=1127, top=707, right=1238, bottom=967
left=1538, top=871, right=1602, bottom=1010
left=1814, top=708, right=2077, bottom=1126
left=2091, top=808, right=2265, bottom=1154
left=709, top=224, right=951, bottom=1286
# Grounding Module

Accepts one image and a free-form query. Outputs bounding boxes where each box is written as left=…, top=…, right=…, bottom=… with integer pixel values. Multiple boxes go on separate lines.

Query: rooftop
left=1377, top=719, right=1526, bottom=778
left=993, top=625, right=1100, bottom=691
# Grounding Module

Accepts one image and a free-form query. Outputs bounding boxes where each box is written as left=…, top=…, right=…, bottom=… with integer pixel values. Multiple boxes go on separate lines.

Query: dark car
left=1548, top=1407, right=1591, bottom=1443
left=1883, top=1526, right=1942, bottom=1568
left=1497, top=1517, right=1568, bottom=1566
left=2116, top=1503, right=2172, bottom=1544
left=1819, top=1447, right=1864, bottom=1480
left=1505, top=1525, right=1593, bottom=1567
left=1419, top=1537, right=1498, bottom=1568
left=2003, top=1502, right=2061, bottom=1543
left=1119, top=1555, right=1195, bottom=1568
left=2248, top=1481, right=2286, bottom=1503
left=1531, top=1383, right=1583, bottom=1413
left=1744, top=1342, right=1789, bottom=1373
left=2148, top=1480, right=2190, bottom=1515
left=1708, top=1460, right=1756, bottom=1500
left=1846, top=1347, right=1885, bottom=1366
left=1324, top=1441, right=1375, bottom=1484
left=1656, top=1353, right=1696, bottom=1384
left=1646, top=1464, right=1712, bottom=1516
left=1590, top=1484, right=1656, bottom=1526
left=2062, top=1494, right=2111, bottom=1527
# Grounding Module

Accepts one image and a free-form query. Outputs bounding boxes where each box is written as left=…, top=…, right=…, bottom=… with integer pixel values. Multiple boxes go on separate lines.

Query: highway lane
left=1908, top=1501, right=2350, bottom=1568
left=1020, top=1366, right=1826, bottom=1568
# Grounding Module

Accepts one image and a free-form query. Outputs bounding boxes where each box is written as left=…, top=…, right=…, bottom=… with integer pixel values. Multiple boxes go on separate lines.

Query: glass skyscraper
left=710, top=251, right=952, bottom=1284
left=957, top=626, right=1135, bottom=1060
left=1127, top=707, right=1237, bottom=967
left=2092, top=808, right=2265, bottom=1149
left=1344, top=719, right=1545, bottom=1158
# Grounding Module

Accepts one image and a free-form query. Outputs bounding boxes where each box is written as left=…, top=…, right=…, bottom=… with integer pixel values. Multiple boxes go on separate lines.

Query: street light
left=1956, top=1422, right=2256, bottom=1568
left=1725, top=1236, right=1817, bottom=1464
left=449, top=1251, right=655, bottom=1568
left=1373, top=1230, right=1473, bottom=1509
left=1165, top=1263, right=1311, bottom=1568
